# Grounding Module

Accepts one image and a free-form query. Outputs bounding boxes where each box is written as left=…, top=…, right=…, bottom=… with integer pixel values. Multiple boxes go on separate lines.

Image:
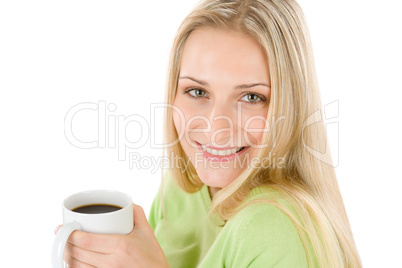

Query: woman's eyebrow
left=234, top=83, right=271, bottom=90
left=179, top=76, right=209, bottom=86
left=179, top=75, right=270, bottom=89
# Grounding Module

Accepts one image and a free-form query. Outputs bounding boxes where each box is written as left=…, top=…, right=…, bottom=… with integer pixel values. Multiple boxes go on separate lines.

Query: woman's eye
left=185, top=88, right=208, bottom=98
left=240, top=93, right=263, bottom=103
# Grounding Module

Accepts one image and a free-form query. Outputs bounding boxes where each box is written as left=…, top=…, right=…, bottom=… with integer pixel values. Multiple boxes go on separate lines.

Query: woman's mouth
left=196, top=142, right=249, bottom=162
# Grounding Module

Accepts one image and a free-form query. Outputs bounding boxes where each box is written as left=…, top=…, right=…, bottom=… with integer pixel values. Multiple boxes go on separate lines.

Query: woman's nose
left=207, top=103, right=239, bottom=146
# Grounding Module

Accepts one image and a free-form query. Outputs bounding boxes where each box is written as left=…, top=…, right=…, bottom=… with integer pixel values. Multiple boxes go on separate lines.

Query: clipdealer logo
left=64, top=100, right=340, bottom=172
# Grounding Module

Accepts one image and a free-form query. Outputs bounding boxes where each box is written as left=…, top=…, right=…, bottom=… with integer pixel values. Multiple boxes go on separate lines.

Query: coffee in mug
left=52, top=190, right=133, bottom=268
left=72, top=204, right=123, bottom=214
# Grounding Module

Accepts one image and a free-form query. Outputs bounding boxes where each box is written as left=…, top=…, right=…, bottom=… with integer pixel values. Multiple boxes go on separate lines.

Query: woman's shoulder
left=226, top=186, right=301, bottom=236
left=216, top=186, right=315, bottom=267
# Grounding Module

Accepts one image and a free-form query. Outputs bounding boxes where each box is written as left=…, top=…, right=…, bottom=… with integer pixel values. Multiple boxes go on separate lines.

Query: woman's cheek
left=173, top=110, right=184, bottom=137
left=243, top=114, right=266, bottom=146
left=172, top=98, right=190, bottom=137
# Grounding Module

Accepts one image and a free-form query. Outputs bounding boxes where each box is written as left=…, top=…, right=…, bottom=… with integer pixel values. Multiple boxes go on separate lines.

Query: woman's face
left=173, top=26, right=271, bottom=192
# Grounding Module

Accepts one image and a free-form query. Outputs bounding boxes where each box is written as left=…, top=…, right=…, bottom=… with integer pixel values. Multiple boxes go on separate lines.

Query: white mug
left=52, top=190, right=134, bottom=268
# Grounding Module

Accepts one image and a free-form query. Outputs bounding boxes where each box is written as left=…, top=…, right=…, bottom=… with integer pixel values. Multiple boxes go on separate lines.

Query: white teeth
left=201, top=145, right=244, bottom=156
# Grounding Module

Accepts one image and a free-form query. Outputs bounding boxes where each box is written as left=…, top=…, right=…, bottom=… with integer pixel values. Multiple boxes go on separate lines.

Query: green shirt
left=148, top=172, right=318, bottom=267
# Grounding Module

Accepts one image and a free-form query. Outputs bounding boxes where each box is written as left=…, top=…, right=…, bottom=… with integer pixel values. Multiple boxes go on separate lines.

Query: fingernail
left=54, top=225, right=62, bottom=235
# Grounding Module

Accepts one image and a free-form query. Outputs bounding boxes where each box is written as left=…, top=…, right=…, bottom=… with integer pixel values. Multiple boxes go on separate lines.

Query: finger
left=65, top=242, right=108, bottom=268
left=68, top=258, right=96, bottom=268
left=65, top=253, right=97, bottom=268
left=133, top=204, right=151, bottom=230
left=68, top=230, right=118, bottom=253
left=54, top=225, right=62, bottom=235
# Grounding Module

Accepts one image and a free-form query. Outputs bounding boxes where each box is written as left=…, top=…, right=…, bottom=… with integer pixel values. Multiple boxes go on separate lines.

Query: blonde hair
left=162, top=0, right=362, bottom=267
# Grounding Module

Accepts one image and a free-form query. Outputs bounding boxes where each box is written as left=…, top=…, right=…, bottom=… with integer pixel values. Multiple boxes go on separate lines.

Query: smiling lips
left=201, top=145, right=245, bottom=156
left=196, top=142, right=248, bottom=162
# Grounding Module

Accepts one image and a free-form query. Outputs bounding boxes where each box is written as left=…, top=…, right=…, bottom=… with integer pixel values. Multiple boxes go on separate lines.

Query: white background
left=0, top=0, right=401, bottom=267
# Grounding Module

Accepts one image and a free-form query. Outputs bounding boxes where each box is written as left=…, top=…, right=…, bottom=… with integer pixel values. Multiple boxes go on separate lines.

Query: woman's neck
left=208, top=186, right=222, bottom=199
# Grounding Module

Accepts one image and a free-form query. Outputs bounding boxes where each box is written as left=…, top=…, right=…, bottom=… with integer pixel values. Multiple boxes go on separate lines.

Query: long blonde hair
left=162, top=0, right=361, bottom=267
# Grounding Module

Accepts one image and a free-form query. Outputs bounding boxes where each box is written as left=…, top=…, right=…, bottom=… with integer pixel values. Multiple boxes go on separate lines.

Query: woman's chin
left=196, top=168, right=239, bottom=189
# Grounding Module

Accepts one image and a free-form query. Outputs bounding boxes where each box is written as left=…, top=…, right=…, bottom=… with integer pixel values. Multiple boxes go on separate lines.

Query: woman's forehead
left=179, top=27, right=270, bottom=86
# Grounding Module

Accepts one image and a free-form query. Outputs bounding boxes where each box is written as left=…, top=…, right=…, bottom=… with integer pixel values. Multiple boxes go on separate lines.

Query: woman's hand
left=62, top=204, right=169, bottom=268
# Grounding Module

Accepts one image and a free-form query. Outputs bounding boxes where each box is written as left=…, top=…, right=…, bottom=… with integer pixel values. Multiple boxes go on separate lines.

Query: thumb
left=132, top=203, right=150, bottom=230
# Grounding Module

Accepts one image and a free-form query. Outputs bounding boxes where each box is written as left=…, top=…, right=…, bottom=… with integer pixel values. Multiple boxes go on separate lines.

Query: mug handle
left=52, top=221, right=81, bottom=268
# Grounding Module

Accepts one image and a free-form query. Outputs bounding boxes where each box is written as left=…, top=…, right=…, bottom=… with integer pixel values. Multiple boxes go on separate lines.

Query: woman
left=64, top=0, right=362, bottom=267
